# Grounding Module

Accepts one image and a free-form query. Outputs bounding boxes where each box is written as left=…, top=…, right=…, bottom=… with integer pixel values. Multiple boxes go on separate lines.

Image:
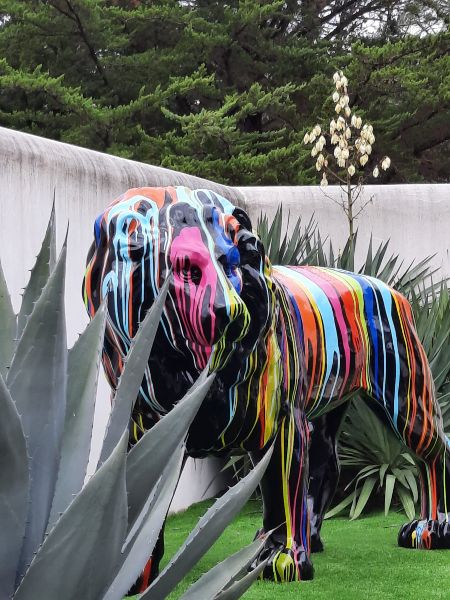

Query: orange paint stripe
left=139, top=558, right=153, bottom=592
left=276, top=271, right=319, bottom=406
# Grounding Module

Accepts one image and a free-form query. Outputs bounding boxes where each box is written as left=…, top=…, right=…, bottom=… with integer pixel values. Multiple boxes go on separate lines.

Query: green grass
left=130, top=500, right=450, bottom=599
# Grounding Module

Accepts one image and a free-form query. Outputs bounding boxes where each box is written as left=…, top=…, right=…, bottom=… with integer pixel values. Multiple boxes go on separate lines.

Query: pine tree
left=0, top=1, right=448, bottom=183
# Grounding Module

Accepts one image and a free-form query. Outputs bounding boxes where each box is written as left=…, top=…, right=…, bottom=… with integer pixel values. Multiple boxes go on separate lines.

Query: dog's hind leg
left=308, top=402, right=348, bottom=552
left=396, top=411, right=450, bottom=549
left=367, top=291, right=449, bottom=549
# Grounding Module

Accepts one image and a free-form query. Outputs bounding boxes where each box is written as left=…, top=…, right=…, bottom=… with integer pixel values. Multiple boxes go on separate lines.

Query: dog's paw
left=310, top=531, right=324, bottom=553
left=398, top=519, right=450, bottom=549
left=252, top=539, right=314, bottom=582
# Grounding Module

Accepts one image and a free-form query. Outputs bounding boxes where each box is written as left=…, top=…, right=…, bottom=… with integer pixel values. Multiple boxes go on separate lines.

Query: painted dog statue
left=83, top=186, right=450, bottom=588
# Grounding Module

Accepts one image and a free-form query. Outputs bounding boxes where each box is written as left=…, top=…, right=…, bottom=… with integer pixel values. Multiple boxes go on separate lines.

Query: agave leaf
left=47, top=304, right=107, bottom=531
left=17, top=204, right=56, bottom=338
left=103, top=446, right=184, bottom=600
left=391, top=467, right=408, bottom=488
left=369, top=238, right=389, bottom=276
left=0, top=259, right=16, bottom=378
left=126, top=370, right=214, bottom=530
left=344, top=465, right=378, bottom=491
left=0, top=375, right=29, bottom=600
left=324, top=491, right=356, bottom=519
left=144, top=445, right=274, bottom=600
left=338, top=232, right=357, bottom=271
left=400, top=452, right=415, bottom=465
left=179, top=537, right=267, bottom=600
left=99, top=278, right=169, bottom=465
left=350, top=476, right=377, bottom=520
left=403, top=469, right=419, bottom=504
left=14, top=433, right=128, bottom=600
left=270, top=207, right=282, bottom=264
left=396, top=256, right=436, bottom=293
left=221, top=455, right=244, bottom=472
left=384, top=473, right=396, bottom=516
left=256, top=207, right=318, bottom=266
left=378, top=255, right=401, bottom=285
left=379, top=463, right=389, bottom=486
left=213, top=558, right=268, bottom=600
left=397, top=485, right=416, bottom=521
left=362, top=235, right=373, bottom=275
left=7, top=241, right=67, bottom=576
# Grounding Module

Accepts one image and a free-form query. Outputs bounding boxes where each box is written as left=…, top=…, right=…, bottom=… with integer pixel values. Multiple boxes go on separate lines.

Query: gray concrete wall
left=1, top=126, right=449, bottom=511
left=238, top=185, right=450, bottom=278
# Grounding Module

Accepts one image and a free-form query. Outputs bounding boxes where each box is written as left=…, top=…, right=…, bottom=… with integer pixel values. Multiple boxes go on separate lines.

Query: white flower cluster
left=303, top=71, right=391, bottom=186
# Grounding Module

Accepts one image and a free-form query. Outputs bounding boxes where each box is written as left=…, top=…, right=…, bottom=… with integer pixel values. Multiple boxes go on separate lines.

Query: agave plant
left=0, top=208, right=270, bottom=600
left=257, top=207, right=439, bottom=295
left=325, top=402, right=419, bottom=521
left=410, top=283, right=450, bottom=436
left=257, top=206, right=450, bottom=519
left=257, top=205, right=318, bottom=266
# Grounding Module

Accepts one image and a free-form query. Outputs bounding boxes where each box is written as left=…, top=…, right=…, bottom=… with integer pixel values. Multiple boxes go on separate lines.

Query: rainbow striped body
left=274, top=265, right=438, bottom=455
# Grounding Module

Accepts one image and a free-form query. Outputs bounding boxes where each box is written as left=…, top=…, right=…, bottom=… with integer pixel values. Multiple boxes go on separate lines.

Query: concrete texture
left=237, top=185, right=450, bottom=277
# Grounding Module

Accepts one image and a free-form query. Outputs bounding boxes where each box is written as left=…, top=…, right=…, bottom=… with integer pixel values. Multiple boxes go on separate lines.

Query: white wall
left=1, top=126, right=449, bottom=512
left=238, top=185, right=450, bottom=278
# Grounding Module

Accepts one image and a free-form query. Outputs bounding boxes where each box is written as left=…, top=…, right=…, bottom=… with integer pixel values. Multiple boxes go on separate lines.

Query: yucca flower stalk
left=303, top=71, right=391, bottom=266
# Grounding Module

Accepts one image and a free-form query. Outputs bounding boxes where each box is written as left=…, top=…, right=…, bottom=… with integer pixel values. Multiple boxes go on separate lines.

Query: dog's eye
left=191, top=266, right=202, bottom=285
left=181, top=265, right=202, bottom=285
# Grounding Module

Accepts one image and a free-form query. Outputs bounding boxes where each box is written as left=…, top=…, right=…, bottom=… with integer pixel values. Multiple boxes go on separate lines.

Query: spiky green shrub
left=257, top=205, right=318, bottom=266
left=326, top=402, right=419, bottom=521
left=0, top=209, right=270, bottom=600
left=257, top=207, right=450, bottom=519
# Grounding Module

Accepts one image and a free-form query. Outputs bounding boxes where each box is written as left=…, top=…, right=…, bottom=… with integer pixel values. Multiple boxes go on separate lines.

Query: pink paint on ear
left=170, top=228, right=219, bottom=363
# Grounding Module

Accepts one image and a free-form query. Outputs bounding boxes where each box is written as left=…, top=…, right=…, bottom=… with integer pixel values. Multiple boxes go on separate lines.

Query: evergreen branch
left=48, top=0, right=109, bottom=88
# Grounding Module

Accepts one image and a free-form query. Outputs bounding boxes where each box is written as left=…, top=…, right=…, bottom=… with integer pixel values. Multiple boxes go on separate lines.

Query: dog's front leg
left=252, top=407, right=314, bottom=582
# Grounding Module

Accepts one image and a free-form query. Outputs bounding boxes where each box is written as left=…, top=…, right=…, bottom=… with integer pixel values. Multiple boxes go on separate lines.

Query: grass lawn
left=129, top=500, right=449, bottom=599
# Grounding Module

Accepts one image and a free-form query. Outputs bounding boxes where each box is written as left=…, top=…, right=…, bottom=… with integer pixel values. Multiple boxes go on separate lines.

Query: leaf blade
left=144, top=445, right=273, bottom=600
left=17, top=204, right=56, bottom=338
left=126, top=370, right=214, bottom=530
left=14, top=433, right=128, bottom=600
left=0, top=375, right=29, bottom=600
left=47, top=304, right=107, bottom=531
left=0, top=259, right=16, bottom=378
left=7, top=242, right=68, bottom=576
left=99, top=278, right=169, bottom=465
left=179, top=537, right=266, bottom=600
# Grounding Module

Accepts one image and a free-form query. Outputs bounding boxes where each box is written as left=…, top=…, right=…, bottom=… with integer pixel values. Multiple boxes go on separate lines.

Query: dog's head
left=83, top=186, right=274, bottom=378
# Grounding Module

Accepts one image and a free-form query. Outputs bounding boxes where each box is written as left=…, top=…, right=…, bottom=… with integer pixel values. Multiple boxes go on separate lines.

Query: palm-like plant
left=0, top=208, right=270, bottom=600
left=326, top=402, right=419, bottom=520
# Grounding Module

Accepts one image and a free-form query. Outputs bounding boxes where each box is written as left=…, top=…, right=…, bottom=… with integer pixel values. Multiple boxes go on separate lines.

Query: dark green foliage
left=0, top=1, right=448, bottom=183
left=257, top=206, right=318, bottom=266
left=410, top=284, right=450, bottom=435
left=328, top=402, right=420, bottom=521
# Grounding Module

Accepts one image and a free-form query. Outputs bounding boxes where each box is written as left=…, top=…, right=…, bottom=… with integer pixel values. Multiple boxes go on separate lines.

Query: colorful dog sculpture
left=83, top=186, right=450, bottom=587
